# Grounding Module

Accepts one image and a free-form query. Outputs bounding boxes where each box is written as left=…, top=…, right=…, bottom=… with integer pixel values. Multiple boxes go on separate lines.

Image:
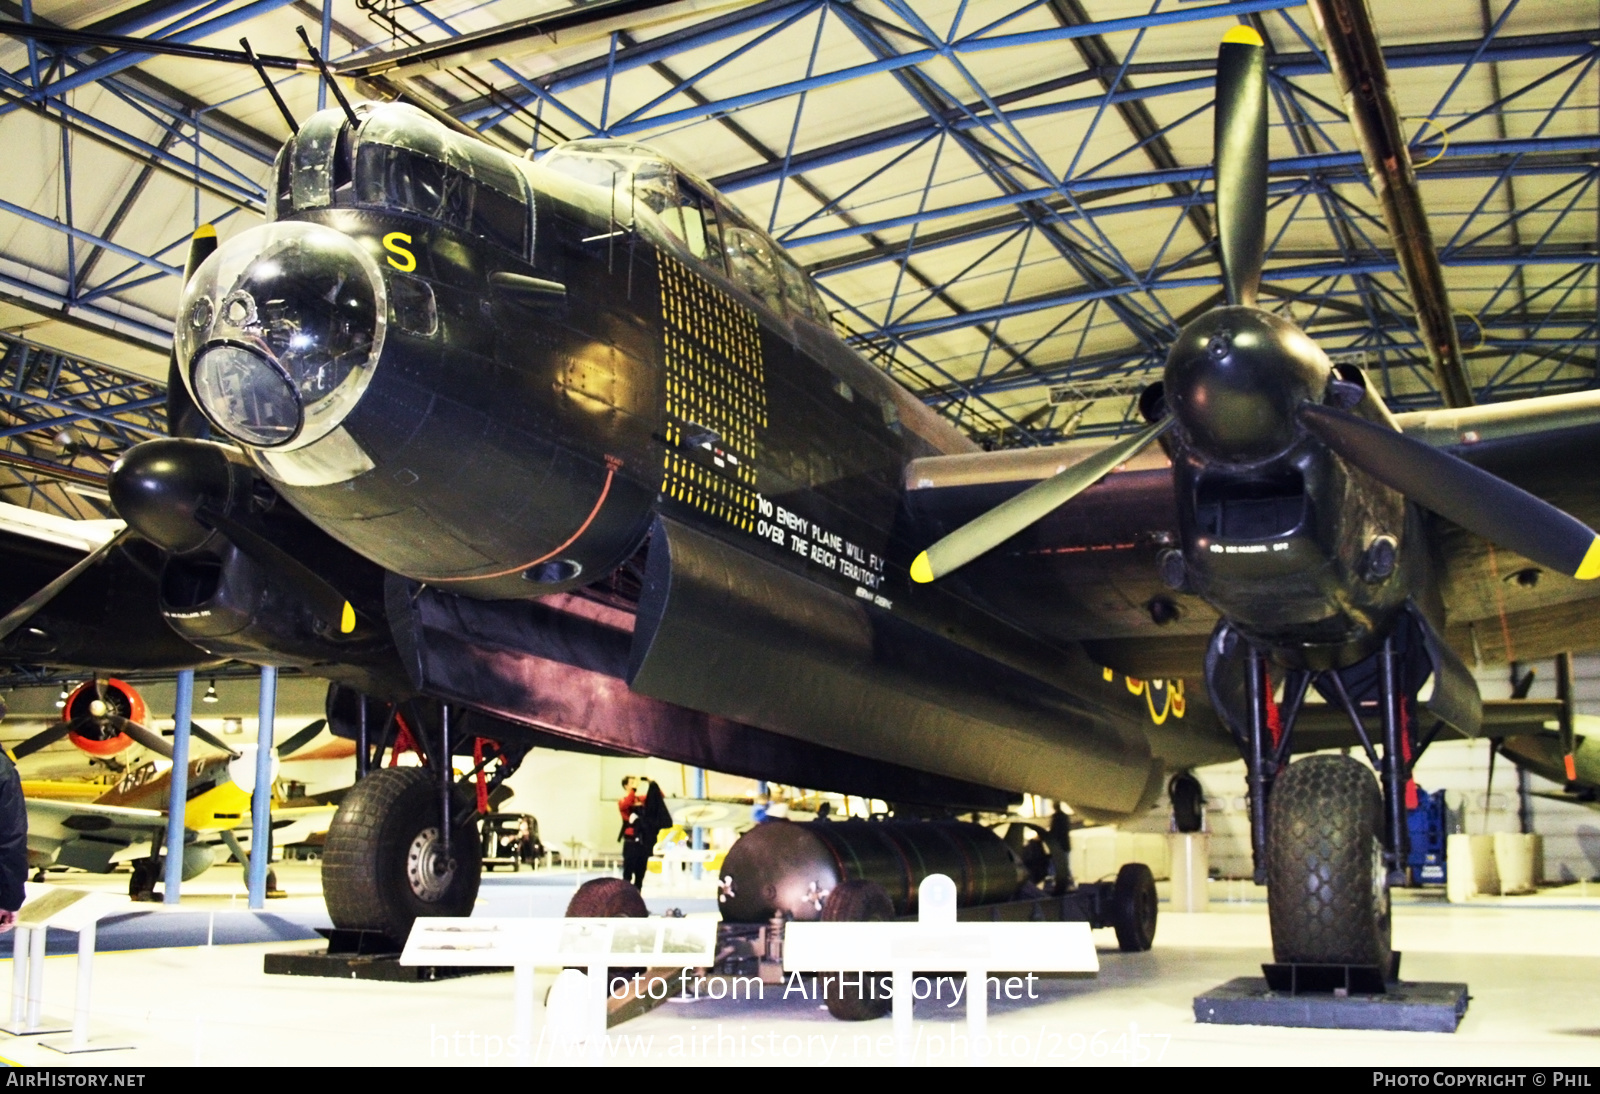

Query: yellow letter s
left=383, top=232, right=416, bottom=272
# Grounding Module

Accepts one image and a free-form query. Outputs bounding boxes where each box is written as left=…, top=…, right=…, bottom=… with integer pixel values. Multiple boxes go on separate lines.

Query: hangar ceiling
left=0, top=0, right=1593, bottom=516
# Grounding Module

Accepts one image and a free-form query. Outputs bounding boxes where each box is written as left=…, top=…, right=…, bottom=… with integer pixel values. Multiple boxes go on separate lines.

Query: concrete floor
left=1, top=865, right=1597, bottom=1067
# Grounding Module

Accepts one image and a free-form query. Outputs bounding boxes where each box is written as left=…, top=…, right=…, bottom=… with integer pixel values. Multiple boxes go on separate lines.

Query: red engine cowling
left=61, top=678, right=146, bottom=756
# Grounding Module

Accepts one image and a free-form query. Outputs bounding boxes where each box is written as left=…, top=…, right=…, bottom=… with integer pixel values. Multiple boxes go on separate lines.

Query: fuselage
left=154, top=103, right=1207, bottom=817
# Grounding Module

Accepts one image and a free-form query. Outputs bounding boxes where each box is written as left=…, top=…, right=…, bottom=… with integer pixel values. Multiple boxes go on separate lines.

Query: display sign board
left=400, top=916, right=718, bottom=968
left=17, top=889, right=126, bottom=933
left=783, top=920, right=1098, bottom=973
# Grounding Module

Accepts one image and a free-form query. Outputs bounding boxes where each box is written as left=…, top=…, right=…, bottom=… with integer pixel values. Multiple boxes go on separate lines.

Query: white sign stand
left=402, top=916, right=717, bottom=1067
left=3, top=922, right=66, bottom=1036
left=1, top=888, right=132, bottom=1052
left=784, top=874, right=1099, bottom=1065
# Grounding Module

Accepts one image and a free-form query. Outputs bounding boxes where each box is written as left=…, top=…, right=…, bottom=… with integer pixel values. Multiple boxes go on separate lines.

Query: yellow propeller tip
left=1222, top=25, right=1264, bottom=46
left=340, top=602, right=356, bottom=633
left=909, top=552, right=935, bottom=584
left=1575, top=538, right=1600, bottom=581
left=193, top=223, right=217, bottom=239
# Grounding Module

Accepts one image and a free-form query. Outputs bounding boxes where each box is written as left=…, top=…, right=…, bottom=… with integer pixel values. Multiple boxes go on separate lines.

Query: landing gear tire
left=1110, top=862, right=1157, bottom=952
left=820, top=880, right=894, bottom=1021
left=322, top=767, right=482, bottom=944
left=128, top=857, right=159, bottom=900
left=1267, top=753, right=1391, bottom=968
left=1169, top=772, right=1204, bottom=834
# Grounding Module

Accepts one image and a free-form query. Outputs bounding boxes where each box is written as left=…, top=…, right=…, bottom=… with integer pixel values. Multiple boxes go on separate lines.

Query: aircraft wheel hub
left=405, top=826, right=454, bottom=902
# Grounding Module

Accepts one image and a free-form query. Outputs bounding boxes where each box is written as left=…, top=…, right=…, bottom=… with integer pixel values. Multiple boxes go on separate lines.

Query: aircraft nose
left=1164, top=306, right=1329, bottom=464
left=175, top=221, right=388, bottom=451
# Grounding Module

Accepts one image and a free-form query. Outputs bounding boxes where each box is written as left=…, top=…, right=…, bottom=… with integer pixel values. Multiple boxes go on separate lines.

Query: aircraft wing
left=25, top=795, right=164, bottom=873
left=903, top=441, right=1213, bottom=680
left=0, top=501, right=212, bottom=670
left=1396, top=393, right=1600, bottom=664
left=905, top=392, right=1600, bottom=679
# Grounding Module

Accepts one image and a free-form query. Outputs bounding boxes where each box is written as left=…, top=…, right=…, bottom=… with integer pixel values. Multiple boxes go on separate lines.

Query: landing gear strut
left=1205, top=621, right=1444, bottom=974
left=320, top=698, right=522, bottom=945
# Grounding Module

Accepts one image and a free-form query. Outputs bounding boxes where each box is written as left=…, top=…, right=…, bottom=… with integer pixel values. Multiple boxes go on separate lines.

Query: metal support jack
left=248, top=666, right=277, bottom=909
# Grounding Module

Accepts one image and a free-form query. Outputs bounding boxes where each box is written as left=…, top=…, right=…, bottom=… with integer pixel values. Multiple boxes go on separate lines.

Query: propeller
left=9, top=722, right=74, bottom=761
left=0, top=225, right=222, bottom=647
left=181, top=717, right=325, bottom=760
left=910, top=25, right=1600, bottom=587
left=0, top=528, right=132, bottom=643
left=185, top=722, right=241, bottom=759
left=9, top=678, right=173, bottom=761
left=275, top=718, right=328, bottom=758
left=102, top=714, right=176, bottom=759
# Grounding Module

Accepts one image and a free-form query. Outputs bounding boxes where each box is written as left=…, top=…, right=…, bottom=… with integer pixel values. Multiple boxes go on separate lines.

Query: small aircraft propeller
left=9, top=678, right=173, bottom=761
left=275, top=718, right=328, bottom=758
left=182, top=717, right=327, bottom=761
left=8, top=721, right=74, bottom=761
left=911, top=25, right=1600, bottom=586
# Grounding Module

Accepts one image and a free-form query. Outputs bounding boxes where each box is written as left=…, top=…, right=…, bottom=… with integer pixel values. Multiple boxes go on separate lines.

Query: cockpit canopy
left=539, top=139, right=829, bottom=324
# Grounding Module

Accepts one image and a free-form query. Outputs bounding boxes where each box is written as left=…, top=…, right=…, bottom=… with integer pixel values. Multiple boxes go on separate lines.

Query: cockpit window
left=291, top=110, right=344, bottom=211
left=540, top=138, right=826, bottom=320
left=353, top=104, right=531, bottom=256
left=722, top=223, right=783, bottom=315
left=356, top=143, right=529, bottom=254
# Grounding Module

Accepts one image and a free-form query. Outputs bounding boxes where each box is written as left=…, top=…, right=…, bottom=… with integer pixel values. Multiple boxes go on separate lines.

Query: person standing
left=0, top=748, right=27, bottom=929
left=618, top=776, right=650, bottom=890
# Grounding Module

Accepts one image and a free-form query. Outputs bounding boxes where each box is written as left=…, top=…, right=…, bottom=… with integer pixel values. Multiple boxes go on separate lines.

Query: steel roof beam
left=868, top=249, right=1598, bottom=343
left=456, top=0, right=1310, bottom=135
left=3, top=0, right=298, bottom=105
left=708, top=30, right=1596, bottom=193
left=787, top=134, right=1598, bottom=253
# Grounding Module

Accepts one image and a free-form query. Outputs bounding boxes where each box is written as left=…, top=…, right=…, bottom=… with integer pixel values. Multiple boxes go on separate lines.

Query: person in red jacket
left=618, top=776, right=649, bottom=890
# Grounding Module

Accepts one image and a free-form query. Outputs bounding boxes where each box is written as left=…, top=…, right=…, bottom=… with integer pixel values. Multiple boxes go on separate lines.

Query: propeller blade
left=168, top=225, right=218, bottom=439
left=106, top=715, right=175, bottom=760
left=185, top=722, right=242, bottom=759
left=911, top=417, right=1173, bottom=583
left=1214, top=25, right=1268, bottom=307
left=9, top=721, right=75, bottom=761
left=0, top=528, right=132, bottom=643
left=1299, top=403, right=1600, bottom=580
left=276, top=719, right=327, bottom=758
left=197, top=506, right=357, bottom=635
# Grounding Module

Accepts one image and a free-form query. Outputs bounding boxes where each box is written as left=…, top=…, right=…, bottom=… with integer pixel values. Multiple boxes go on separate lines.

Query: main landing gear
left=321, top=697, right=521, bottom=946
left=1205, top=620, right=1446, bottom=983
